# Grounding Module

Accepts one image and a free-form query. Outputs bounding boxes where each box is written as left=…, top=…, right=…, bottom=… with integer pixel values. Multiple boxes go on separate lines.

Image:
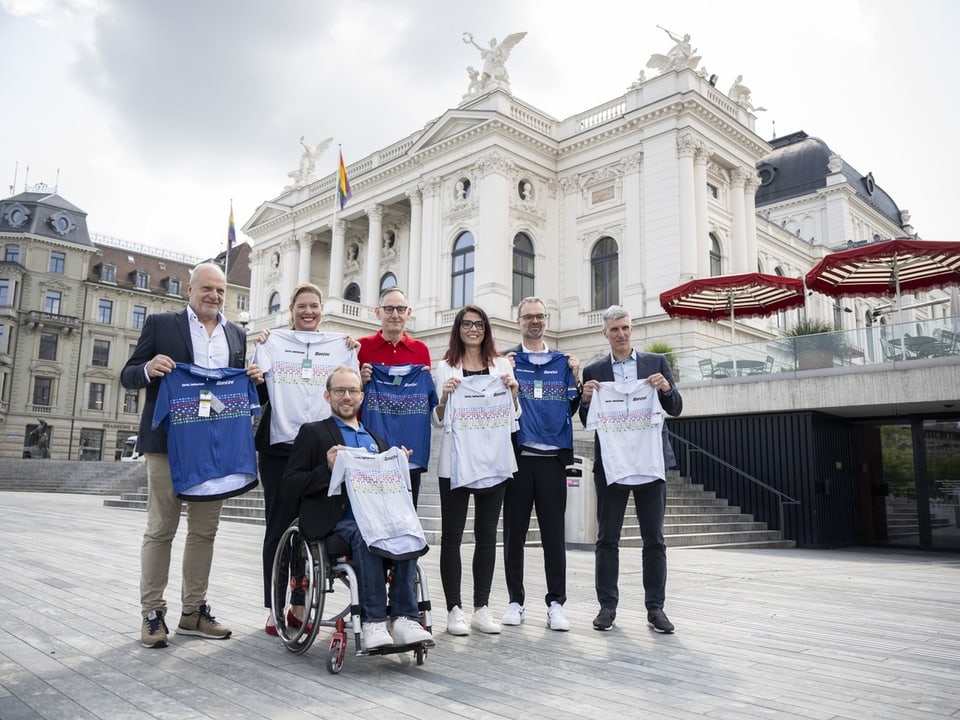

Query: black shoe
left=592, top=607, right=616, bottom=631
left=647, top=608, right=674, bottom=634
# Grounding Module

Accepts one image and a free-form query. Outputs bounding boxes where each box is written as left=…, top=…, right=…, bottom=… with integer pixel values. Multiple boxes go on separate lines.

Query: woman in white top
left=433, top=304, right=519, bottom=636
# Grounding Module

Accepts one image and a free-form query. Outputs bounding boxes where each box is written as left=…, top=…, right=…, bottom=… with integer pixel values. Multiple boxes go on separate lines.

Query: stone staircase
left=0, top=459, right=146, bottom=495
left=101, top=467, right=793, bottom=549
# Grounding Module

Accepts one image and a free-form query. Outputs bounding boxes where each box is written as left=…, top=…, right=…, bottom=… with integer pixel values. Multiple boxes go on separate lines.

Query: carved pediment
left=243, top=202, right=291, bottom=233
left=409, top=112, right=494, bottom=155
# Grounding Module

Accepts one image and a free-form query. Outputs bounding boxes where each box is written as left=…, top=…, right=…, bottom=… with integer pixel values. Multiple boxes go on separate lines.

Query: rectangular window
left=123, top=389, right=140, bottom=414
left=100, top=264, right=116, bottom=283
left=128, top=343, right=137, bottom=359
left=0, top=279, right=8, bottom=307
left=4, top=244, right=19, bottom=263
left=97, top=298, right=113, bottom=324
left=237, top=294, right=249, bottom=311
left=88, top=382, right=105, bottom=411
left=92, top=339, right=110, bottom=367
left=167, top=278, right=181, bottom=295
left=706, top=182, right=719, bottom=199
left=44, top=290, right=62, bottom=315
left=49, top=250, right=66, bottom=274
left=33, top=377, right=53, bottom=406
left=134, top=271, right=149, bottom=289
left=0, top=324, right=5, bottom=354
left=38, top=331, right=58, bottom=361
left=132, top=305, right=147, bottom=330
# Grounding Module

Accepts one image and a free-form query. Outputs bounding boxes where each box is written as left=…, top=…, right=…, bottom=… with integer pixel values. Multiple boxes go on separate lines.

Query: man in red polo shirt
left=358, top=287, right=433, bottom=505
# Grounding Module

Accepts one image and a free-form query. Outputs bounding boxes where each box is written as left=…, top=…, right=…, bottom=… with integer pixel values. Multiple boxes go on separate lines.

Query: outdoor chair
left=699, top=358, right=728, bottom=379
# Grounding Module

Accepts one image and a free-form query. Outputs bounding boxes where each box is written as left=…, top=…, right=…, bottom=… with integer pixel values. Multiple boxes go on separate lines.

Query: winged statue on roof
left=462, top=31, right=527, bottom=95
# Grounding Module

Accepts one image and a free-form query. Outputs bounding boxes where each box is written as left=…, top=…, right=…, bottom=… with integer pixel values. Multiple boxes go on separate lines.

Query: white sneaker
left=362, top=621, right=393, bottom=649
left=390, top=616, right=432, bottom=645
left=501, top=602, right=524, bottom=626
left=446, top=606, right=470, bottom=636
left=547, top=602, right=570, bottom=631
left=470, top=606, right=501, bottom=634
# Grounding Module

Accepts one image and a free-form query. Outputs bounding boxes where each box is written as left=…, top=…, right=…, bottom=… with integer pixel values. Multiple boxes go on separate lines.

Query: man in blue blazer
left=579, top=305, right=682, bottom=634
left=121, top=263, right=261, bottom=649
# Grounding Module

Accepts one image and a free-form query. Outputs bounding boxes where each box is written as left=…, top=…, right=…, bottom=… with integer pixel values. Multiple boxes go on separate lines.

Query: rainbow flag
left=337, top=149, right=352, bottom=210
left=227, top=202, right=236, bottom=251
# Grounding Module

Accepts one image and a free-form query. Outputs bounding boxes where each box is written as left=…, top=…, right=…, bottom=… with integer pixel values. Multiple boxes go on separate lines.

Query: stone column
left=281, top=236, right=298, bottom=303
left=730, top=168, right=747, bottom=274
left=694, top=146, right=710, bottom=276
left=297, top=233, right=314, bottom=284
left=248, top=248, right=262, bottom=320
left=406, top=189, right=423, bottom=302
left=363, top=205, right=384, bottom=306
left=744, top=173, right=760, bottom=273
left=677, top=136, right=698, bottom=280
left=328, top=219, right=347, bottom=298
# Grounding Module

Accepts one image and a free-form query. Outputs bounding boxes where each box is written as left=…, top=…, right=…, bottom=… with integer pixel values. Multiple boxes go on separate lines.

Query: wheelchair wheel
left=326, top=637, right=345, bottom=674
left=271, top=524, right=325, bottom=654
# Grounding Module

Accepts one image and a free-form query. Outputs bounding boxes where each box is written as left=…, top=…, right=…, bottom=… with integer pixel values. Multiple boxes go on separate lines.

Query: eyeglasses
left=519, top=313, right=548, bottom=322
left=380, top=305, right=408, bottom=315
left=329, top=387, right=363, bottom=398
left=460, top=320, right=485, bottom=330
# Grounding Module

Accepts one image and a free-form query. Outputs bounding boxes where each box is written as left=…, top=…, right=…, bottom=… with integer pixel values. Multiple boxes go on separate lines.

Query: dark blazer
left=120, top=309, right=247, bottom=454
left=281, top=417, right=390, bottom=541
left=503, top=343, right=581, bottom=466
left=579, top=350, right=683, bottom=471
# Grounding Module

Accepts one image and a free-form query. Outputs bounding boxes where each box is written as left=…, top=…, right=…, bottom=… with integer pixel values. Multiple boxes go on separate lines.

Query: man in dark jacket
left=282, top=366, right=432, bottom=650
left=121, top=263, right=262, bottom=649
left=579, top=305, right=683, bottom=634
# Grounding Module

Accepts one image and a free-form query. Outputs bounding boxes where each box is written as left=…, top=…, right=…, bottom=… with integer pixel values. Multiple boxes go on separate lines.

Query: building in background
left=0, top=188, right=249, bottom=460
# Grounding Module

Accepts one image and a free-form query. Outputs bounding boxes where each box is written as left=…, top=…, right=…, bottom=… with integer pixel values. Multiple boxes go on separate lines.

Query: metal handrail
left=666, top=429, right=800, bottom=533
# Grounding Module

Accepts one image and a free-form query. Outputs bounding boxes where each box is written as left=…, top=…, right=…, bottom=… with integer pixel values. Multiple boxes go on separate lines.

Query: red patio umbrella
left=659, top=272, right=806, bottom=353
left=805, top=238, right=960, bottom=324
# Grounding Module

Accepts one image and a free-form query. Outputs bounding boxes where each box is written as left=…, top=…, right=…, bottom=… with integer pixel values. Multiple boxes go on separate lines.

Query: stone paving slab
left=1, top=491, right=959, bottom=719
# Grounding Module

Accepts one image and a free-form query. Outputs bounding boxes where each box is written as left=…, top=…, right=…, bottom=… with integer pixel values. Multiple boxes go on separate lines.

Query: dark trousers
left=594, top=471, right=667, bottom=611
left=259, top=452, right=304, bottom=609
left=409, top=467, right=425, bottom=509
left=503, top=455, right=567, bottom=607
left=438, top=477, right=505, bottom=611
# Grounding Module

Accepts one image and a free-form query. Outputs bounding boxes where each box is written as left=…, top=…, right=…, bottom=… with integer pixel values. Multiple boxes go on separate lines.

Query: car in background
left=120, top=436, right=144, bottom=462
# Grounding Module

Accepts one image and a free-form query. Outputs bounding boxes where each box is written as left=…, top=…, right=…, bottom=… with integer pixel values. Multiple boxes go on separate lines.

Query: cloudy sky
left=2, top=0, right=956, bottom=260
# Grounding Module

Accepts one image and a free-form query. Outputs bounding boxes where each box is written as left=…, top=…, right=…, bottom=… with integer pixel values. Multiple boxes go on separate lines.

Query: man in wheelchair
left=282, top=366, right=433, bottom=650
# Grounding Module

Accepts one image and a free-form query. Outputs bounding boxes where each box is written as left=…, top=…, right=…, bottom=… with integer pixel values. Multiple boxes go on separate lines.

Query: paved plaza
left=1, top=491, right=959, bottom=719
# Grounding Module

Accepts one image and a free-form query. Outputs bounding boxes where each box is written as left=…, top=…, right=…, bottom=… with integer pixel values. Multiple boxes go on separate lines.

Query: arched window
left=590, top=237, right=619, bottom=311
left=709, top=233, right=722, bottom=276
left=512, top=232, right=535, bottom=305
left=267, top=291, right=281, bottom=314
left=451, top=231, right=475, bottom=308
left=344, top=283, right=361, bottom=303
left=380, top=272, right=397, bottom=295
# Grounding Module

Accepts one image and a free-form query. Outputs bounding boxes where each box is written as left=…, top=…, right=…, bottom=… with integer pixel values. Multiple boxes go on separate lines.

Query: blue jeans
left=332, top=518, right=419, bottom=623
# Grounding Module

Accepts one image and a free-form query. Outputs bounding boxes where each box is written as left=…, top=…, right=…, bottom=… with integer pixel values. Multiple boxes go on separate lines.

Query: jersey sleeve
left=151, top=370, right=174, bottom=430
left=328, top=450, right=347, bottom=496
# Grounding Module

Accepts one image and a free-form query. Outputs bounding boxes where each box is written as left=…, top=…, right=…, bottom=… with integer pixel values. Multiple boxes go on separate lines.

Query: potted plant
left=645, top=341, right=679, bottom=379
left=785, top=319, right=845, bottom=370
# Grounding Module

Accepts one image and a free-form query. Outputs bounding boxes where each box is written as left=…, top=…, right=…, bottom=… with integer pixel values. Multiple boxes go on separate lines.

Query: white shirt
left=585, top=379, right=665, bottom=485
left=253, top=329, right=359, bottom=444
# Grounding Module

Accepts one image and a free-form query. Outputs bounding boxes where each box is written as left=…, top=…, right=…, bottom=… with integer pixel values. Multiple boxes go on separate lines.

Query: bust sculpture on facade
left=462, top=31, right=527, bottom=96
left=646, top=26, right=700, bottom=74
left=286, top=136, right=332, bottom=190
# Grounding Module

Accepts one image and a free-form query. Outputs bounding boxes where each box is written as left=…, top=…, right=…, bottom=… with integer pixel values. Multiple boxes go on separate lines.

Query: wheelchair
left=270, top=522, right=435, bottom=673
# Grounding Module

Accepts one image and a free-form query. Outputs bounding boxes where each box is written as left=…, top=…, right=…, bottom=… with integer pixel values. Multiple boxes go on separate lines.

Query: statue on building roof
left=646, top=26, right=700, bottom=74
left=462, top=31, right=527, bottom=94
left=728, top=75, right=766, bottom=112
left=285, top=136, right=332, bottom=190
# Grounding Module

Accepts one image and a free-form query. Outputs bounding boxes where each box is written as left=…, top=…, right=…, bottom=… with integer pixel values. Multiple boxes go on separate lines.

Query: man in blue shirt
left=282, top=366, right=432, bottom=649
left=501, top=297, right=581, bottom=631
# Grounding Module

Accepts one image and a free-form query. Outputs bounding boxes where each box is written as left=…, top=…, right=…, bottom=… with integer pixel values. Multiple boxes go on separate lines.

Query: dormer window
left=134, top=271, right=149, bottom=289
left=100, top=264, right=116, bottom=283
left=165, top=277, right=181, bottom=296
